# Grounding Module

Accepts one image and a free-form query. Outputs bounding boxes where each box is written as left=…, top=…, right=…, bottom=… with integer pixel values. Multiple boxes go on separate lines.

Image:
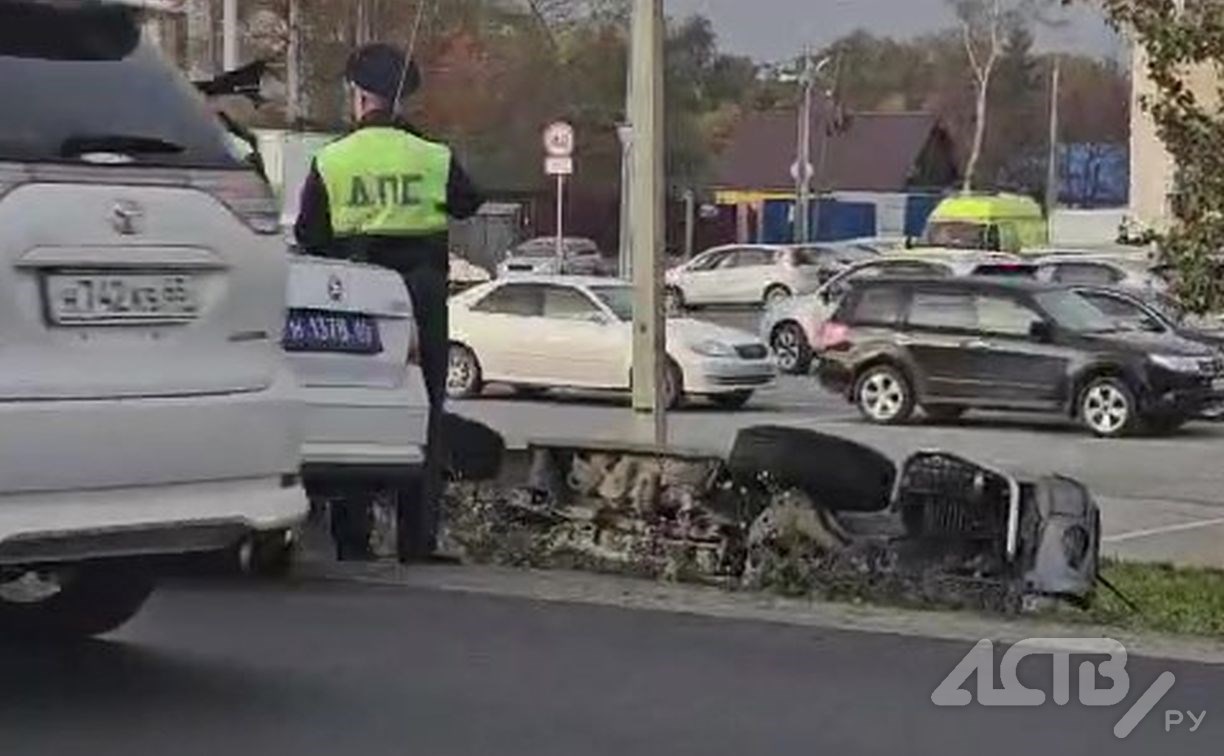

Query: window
left=729, top=248, right=775, bottom=268
left=542, top=286, right=600, bottom=320
left=908, top=291, right=977, bottom=331
left=589, top=285, right=633, bottom=321
left=1033, top=290, right=1117, bottom=333
left=975, top=295, right=1042, bottom=337
left=688, top=251, right=727, bottom=271
left=1080, top=292, right=1166, bottom=333
left=1047, top=263, right=1123, bottom=286
left=791, top=248, right=829, bottom=266
left=0, top=2, right=238, bottom=168
left=848, top=285, right=906, bottom=325
left=473, top=284, right=542, bottom=316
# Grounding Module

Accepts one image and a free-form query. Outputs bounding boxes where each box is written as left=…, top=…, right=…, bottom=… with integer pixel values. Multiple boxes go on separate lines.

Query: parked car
left=286, top=257, right=429, bottom=502
left=497, top=237, right=612, bottom=277
left=449, top=253, right=492, bottom=295
left=761, top=250, right=1035, bottom=374
left=1032, top=251, right=1169, bottom=297
left=448, top=277, right=776, bottom=409
left=0, top=1, right=306, bottom=638
left=664, top=244, right=835, bottom=311
left=817, top=276, right=1224, bottom=437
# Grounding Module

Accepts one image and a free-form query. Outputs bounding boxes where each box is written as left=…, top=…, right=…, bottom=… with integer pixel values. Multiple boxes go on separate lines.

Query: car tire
left=244, top=530, right=297, bottom=577
left=1078, top=376, right=1139, bottom=438
left=665, top=286, right=686, bottom=315
left=924, top=404, right=966, bottom=423
left=771, top=322, right=813, bottom=374
left=728, top=426, right=896, bottom=512
left=710, top=390, right=753, bottom=410
left=854, top=364, right=915, bottom=425
left=442, top=412, right=505, bottom=482
left=0, top=567, right=154, bottom=640
left=763, top=284, right=792, bottom=307
left=446, top=343, right=483, bottom=399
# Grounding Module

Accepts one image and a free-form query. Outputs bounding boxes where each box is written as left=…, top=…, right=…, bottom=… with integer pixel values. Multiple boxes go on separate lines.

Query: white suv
left=0, top=1, right=305, bottom=638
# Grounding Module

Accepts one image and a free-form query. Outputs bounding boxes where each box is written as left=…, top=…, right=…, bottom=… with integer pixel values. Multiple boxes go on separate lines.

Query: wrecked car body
left=440, top=427, right=1101, bottom=612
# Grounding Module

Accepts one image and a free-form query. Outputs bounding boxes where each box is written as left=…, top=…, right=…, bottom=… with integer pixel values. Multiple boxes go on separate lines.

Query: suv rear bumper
left=0, top=476, right=306, bottom=566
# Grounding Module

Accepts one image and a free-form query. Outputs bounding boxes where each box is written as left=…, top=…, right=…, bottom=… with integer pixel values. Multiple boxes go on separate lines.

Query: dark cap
left=344, top=43, right=421, bottom=102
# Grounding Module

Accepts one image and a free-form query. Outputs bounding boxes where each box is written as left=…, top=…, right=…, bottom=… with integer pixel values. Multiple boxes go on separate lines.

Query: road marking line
left=1103, top=516, right=1224, bottom=543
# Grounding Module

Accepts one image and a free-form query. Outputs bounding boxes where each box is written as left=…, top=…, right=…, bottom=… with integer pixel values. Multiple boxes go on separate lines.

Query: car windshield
left=514, top=239, right=596, bottom=258
left=0, top=3, right=238, bottom=168
left=1034, top=290, right=1120, bottom=333
left=922, top=222, right=992, bottom=250
left=589, top=285, right=634, bottom=320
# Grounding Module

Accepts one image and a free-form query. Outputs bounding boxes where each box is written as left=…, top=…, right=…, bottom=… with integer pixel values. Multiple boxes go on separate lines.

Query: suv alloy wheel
left=855, top=364, right=914, bottom=425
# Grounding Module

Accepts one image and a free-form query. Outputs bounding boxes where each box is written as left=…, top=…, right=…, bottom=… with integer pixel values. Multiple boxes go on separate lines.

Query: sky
left=664, top=0, right=1124, bottom=62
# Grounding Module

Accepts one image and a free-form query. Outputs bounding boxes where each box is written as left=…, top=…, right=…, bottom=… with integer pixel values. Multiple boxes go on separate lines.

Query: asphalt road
left=1, top=579, right=1219, bottom=756
left=451, top=305, right=1224, bottom=568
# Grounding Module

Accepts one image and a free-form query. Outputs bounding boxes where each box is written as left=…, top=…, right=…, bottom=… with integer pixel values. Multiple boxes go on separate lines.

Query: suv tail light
left=189, top=169, right=280, bottom=234
left=407, top=320, right=421, bottom=365
left=817, top=321, right=851, bottom=351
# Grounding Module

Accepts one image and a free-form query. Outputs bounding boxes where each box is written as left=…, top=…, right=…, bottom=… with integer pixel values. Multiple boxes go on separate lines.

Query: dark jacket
left=294, top=111, right=483, bottom=274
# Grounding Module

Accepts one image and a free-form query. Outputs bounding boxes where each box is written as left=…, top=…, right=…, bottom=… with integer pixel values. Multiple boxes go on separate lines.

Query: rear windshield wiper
left=60, top=134, right=185, bottom=159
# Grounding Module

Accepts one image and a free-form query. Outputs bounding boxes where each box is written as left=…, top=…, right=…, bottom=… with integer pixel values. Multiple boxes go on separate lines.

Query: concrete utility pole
left=628, top=0, right=666, bottom=444
left=1045, top=56, right=1061, bottom=217
left=222, top=0, right=239, bottom=71
left=286, top=0, right=303, bottom=125
left=185, top=0, right=215, bottom=80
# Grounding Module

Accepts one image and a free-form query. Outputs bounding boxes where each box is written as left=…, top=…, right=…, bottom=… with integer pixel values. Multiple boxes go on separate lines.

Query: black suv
left=817, top=277, right=1224, bottom=437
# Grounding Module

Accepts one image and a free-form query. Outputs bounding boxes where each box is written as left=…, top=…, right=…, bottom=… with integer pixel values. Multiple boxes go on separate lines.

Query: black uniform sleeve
left=294, top=161, right=334, bottom=255
left=445, top=156, right=483, bottom=221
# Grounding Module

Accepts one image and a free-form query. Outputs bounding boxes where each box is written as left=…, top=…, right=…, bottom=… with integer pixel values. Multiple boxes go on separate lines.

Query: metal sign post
left=544, top=122, right=575, bottom=265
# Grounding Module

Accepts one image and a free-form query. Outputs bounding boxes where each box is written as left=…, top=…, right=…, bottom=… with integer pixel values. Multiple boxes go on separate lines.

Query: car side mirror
left=586, top=312, right=611, bottom=325
left=1029, top=321, right=1054, bottom=343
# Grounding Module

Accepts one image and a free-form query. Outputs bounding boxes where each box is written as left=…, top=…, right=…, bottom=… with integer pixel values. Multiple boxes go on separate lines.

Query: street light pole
left=794, top=50, right=813, bottom=244
left=629, top=0, right=666, bottom=444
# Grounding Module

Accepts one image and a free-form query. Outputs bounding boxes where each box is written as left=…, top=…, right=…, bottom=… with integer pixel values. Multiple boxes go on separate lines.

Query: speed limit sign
left=543, top=121, right=575, bottom=158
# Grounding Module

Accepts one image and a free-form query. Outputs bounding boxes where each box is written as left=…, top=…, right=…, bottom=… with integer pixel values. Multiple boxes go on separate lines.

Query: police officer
left=295, top=43, right=482, bottom=561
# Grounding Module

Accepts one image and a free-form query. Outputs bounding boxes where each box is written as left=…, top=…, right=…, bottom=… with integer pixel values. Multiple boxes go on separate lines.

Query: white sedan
left=448, top=277, right=776, bottom=409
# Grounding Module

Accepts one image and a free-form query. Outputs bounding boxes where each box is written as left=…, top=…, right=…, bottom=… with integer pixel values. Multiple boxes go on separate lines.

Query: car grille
left=735, top=344, right=769, bottom=360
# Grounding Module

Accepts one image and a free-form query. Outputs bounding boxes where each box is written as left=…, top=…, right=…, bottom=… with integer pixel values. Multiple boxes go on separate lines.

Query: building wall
left=1130, top=44, right=1220, bottom=230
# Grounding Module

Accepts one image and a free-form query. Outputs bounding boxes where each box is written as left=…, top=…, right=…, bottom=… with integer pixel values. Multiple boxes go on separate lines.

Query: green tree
left=1100, top=0, right=1224, bottom=312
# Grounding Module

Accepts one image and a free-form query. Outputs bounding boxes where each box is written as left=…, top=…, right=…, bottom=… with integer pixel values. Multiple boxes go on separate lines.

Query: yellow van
left=920, top=193, right=1049, bottom=253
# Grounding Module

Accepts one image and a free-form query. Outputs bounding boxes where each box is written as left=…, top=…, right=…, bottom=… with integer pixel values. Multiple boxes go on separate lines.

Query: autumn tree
left=1101, top=0, right=1224, bottom=312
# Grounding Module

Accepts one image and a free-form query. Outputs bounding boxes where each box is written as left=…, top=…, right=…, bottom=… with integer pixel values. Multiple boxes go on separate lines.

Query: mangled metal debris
left=439, top=427, right=1102, bottom=613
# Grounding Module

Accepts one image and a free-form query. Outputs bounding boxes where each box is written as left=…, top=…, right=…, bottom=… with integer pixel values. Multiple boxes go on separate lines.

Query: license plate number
left=45, top=272, right=198, bottom=324
left=283, top=309, right=382, bottom=355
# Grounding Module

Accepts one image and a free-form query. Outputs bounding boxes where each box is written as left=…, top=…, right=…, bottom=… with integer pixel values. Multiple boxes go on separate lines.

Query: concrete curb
left=294, top=559, right=1224, bottom=665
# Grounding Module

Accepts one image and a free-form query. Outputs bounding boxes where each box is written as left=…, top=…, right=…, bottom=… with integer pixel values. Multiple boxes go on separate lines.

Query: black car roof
left=852, top=275, right=1064, bottom=294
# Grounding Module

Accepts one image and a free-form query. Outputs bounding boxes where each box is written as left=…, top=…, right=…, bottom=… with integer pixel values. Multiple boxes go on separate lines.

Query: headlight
left=689, top=339, right=736, bottom=358
left=1150, top=354, right=1203, bottom=373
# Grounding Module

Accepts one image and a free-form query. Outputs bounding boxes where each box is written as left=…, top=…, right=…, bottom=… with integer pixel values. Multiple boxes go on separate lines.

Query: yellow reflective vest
left=315, top=127, right=452, bottom=237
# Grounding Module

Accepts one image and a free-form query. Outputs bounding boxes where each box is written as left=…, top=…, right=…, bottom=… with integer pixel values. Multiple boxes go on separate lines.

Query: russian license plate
left=283, top=309, right=382, bottom=355
left=45, top=272, right=199, bottom=324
